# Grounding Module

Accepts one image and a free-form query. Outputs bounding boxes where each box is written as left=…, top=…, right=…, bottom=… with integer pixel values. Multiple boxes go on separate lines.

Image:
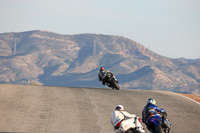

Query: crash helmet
left=100, top=67, right=104, bottom=71
left=115, top=105, right=124, bottom=111
left=147, top=98, right=156, bottom=105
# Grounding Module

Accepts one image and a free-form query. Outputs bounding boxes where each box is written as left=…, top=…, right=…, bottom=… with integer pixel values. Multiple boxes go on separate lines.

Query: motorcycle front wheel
left=111, top=79, right=120, bottom=90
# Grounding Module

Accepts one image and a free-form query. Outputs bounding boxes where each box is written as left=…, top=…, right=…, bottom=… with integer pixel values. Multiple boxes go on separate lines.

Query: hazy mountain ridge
left=0, top=30, right=199, bottom=94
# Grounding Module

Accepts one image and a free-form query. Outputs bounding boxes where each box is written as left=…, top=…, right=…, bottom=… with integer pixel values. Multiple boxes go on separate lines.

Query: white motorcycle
left=120, top=117, right=145, bottom=133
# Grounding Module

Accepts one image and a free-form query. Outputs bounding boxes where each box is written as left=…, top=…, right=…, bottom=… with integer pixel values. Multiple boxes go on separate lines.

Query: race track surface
left=0, top=84, right=199, bottom=133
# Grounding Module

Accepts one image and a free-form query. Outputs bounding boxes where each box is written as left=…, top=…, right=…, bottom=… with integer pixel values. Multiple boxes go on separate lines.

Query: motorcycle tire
left=155, top=124, right=163, bottom=133
left=125, top=129, right=137, bottom=133
left=111, top=79, right=120, bottom=90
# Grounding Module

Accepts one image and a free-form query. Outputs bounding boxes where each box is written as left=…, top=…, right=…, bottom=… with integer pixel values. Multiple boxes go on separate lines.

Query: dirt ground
left=178, top=93, right=200, bottom=103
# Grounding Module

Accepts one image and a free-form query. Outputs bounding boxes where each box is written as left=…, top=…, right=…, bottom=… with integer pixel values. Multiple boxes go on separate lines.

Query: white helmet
left=115, top=105, right=124, bottom=111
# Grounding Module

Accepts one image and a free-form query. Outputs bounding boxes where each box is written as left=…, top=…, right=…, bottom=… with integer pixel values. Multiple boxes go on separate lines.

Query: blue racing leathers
left=142, top=103, right=165, bottom=132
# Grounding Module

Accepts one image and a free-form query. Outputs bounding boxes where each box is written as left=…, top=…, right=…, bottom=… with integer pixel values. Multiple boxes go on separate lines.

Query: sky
left=0, top=0, right=200, bottom=59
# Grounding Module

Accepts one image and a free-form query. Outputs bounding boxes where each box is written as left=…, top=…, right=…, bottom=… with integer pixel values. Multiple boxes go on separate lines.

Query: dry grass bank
left=178, top=93, right=200, bottom=103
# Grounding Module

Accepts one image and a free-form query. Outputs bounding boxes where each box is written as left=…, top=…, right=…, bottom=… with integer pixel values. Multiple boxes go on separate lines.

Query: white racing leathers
left=111, top=111, right=145, bottom=133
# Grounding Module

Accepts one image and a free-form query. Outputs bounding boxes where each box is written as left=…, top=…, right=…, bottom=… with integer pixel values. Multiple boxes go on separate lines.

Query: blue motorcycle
left=148, top=113, right=171, bottom=133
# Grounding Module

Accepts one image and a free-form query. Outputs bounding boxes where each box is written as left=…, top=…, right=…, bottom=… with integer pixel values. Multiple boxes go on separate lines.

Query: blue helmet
left=147, top=98, right=156, bottom=105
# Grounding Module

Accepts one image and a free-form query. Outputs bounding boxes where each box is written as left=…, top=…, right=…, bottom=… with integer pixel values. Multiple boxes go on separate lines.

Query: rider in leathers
left=142, top=98, right=166, bottom=133
left=98, top=67, right=116, bottom=86
left=111, top=105, right=136, bottom=133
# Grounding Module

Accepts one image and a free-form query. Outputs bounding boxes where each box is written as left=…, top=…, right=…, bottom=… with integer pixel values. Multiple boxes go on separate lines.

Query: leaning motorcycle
left=104, top=72, right=120, bottom=90
left=119, top=117, right=145, bottom=133
left=149, top=113, right=172, bottom=133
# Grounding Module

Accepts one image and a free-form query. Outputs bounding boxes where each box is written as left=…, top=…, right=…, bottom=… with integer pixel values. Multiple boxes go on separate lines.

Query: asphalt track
left=0, top=84, right=199, bottom=133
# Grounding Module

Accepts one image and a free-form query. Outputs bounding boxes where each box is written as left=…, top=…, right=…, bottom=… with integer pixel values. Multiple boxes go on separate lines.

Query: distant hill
left=0, top=30, right=199, bottom=94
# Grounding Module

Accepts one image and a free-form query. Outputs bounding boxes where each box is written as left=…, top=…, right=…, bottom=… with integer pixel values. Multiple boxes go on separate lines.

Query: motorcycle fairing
left=149, top=114, right=162, bottom=126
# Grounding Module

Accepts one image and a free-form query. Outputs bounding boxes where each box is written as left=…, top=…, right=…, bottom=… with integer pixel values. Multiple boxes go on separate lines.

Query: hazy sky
left=0, top=0, right=199, bottom=59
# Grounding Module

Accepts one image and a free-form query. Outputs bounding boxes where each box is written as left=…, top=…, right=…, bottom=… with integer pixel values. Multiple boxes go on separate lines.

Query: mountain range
left=0, top=30, right=199, bottom=94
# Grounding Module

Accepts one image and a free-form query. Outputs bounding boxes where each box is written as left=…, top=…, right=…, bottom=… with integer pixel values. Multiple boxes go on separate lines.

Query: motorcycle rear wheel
left=155, top=125, right=163, bottom=133
left=125, top=128, right=138, bottom=133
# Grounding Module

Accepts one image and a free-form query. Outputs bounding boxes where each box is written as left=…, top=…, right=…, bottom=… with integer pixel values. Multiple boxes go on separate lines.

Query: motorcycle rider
left=142, top=98, right=167, bottom=133
left=111, top=105, right=136, bottom=133
left=98, top=67, right=116, bottom=85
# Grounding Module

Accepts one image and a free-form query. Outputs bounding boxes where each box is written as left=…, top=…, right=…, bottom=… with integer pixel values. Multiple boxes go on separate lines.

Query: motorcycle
left=149, top=113, right=172, bottom=133
left=119, top=117, right=145, bottom=133
left=104, top=72, right=120, bottom=90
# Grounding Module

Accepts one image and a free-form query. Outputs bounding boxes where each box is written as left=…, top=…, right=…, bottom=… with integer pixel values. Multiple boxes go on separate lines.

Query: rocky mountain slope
left=0, top=30, right=199, bottom=94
